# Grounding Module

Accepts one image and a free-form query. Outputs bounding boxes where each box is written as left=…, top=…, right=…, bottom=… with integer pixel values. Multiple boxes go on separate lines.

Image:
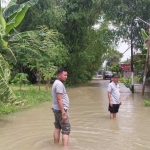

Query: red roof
left=120, top=64, right=130, bottom=70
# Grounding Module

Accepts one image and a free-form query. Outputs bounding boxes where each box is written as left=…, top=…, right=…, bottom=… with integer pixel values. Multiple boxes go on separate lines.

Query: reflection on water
left=0, top=79, right=150, bottom=150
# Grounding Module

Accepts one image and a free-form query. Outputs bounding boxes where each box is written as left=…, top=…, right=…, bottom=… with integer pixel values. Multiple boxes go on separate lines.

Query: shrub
left=144, top=100, right=150, bottom=106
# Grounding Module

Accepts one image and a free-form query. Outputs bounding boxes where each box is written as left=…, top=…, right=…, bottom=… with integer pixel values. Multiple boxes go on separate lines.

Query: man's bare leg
left=113, top=113, right=116, bottom=118
left=110, top=113, right=114, bottom=119
left=110, top=113, right=117, bottom=119
left=53, top=128, right=61, bottom=144
left=62, top=134, right=69, bottom=146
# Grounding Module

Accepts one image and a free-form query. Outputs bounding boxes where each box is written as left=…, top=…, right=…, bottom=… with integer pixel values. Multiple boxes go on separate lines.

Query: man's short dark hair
left=112, top=74, right=119, bottom=78
left=56, top=68, right=67, bottom=75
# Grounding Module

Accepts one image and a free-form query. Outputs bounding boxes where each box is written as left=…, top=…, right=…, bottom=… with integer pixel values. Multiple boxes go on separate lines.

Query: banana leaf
left=0, top=0, right=7, bottom=46
left=0, top=53, right=16, bottom=102
left=3, top=0, right=38, bottom=34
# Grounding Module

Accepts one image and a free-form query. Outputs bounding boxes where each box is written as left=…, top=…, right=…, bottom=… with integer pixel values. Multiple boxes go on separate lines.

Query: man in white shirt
left=107, top=74, right=121, bottom=119
left=52, top=68, right=70, bottom=146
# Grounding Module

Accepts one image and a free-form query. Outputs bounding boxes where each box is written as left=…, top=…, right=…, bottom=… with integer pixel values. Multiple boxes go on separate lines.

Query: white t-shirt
left=108, top=81, right=120, bottom=104
left=52, top=79, right=69, bottom=110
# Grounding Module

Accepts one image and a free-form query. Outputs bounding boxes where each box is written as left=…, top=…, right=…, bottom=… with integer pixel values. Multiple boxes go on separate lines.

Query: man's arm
left=56, top=94, right=65, bottom=113
left=118, top=84, right=122, bottom=105
left=108, top=92, right=113, bottom=107
left=119, top=96, right=122, bottom=105
left=56, top=93, right=67, bottom=122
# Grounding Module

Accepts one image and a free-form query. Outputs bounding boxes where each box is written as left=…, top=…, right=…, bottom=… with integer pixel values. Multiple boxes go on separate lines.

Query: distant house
left=120, top=52, right=143, bottom=77
left=120, top=63, right=131, bottom=77
left=120, top=63, right=131, bottom=71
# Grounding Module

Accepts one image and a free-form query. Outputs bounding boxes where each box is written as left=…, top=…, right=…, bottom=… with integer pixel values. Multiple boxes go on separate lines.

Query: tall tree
left=17, top=0, right=65, bottom=31
left=59, top=0, right=114, bottom=84
left=102, top=0, right=150, bottom=46
left=16, top=0, right=119, bottom=84
left=102, top=0, right=150, bottom=81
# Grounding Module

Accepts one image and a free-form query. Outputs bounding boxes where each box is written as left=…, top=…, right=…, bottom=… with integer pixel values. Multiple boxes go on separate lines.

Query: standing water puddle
left=0, top=79, right=150, bottom=150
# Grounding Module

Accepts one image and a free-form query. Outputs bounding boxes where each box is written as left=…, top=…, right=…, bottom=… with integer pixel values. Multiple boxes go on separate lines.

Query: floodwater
left=0, top=79, right=150, bottom=150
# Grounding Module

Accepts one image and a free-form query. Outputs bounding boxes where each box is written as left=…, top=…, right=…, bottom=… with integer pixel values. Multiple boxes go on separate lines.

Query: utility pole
left=142, top=28, right=150, bottom=96
left=131, top=21, right=134, bottom=93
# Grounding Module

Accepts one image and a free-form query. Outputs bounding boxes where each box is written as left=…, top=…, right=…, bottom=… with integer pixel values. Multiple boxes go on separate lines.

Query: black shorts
left=108, top=104, right=120, bottom=113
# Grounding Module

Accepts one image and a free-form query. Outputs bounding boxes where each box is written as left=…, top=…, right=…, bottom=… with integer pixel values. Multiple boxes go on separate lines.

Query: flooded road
left=0, top=79, right=150, bottom=150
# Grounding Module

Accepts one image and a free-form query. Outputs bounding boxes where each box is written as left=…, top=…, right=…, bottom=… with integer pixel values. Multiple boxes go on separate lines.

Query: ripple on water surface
left=1, top=79, right=150, bottom=150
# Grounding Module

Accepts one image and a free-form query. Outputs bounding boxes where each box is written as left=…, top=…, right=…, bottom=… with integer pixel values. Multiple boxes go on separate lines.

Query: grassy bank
left=144, top=98, right=150, bottom=106
left=0, top=85, right=51, bottom=116
left=119, top=76, right=140, bottom=89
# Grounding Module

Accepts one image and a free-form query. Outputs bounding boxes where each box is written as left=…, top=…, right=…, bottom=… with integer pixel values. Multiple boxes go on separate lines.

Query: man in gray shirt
left=52, top=68, right=70, bottom=146
left=108, top=74, right=121, bottom=119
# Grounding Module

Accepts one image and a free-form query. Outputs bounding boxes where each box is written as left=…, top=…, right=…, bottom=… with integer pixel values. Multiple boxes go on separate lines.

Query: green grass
left=119, top=76, right=141, bottom=88
left=144, top=99, right=150, bottom=106
left=119, top=77, right=131, bottom=88
left=0, top=85, right=51, bottom=116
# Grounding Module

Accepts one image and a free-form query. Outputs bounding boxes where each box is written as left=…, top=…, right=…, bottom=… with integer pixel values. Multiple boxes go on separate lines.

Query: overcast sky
left=117, top=41, right=131, bottom=62
left=93, top=24, right=131, bottom=62
left=1, top=0, right=10, bottom=7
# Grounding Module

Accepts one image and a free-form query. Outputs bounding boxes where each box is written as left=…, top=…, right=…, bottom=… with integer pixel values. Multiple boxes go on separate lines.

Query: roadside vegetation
left=120, top=76, right=141, bottom=89
left=0, top=85, right=51, bottom=116
left=144, top=99, right=150, bottom=106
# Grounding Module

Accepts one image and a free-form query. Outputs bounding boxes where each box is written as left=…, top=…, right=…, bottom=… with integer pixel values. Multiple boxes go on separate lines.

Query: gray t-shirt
left=107, top=81, right=120, bottom=104
left=52, top=79, right=69, bottom=110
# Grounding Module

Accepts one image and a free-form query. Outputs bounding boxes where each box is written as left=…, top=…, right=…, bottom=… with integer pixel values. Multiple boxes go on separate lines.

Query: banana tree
left=10, top=26, right=65, bottom=91
left=0, top=0, right=38, bottom=102
left=11, top=72, right=29, bottom=90
left=141, top=28, right=149, bottom=96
